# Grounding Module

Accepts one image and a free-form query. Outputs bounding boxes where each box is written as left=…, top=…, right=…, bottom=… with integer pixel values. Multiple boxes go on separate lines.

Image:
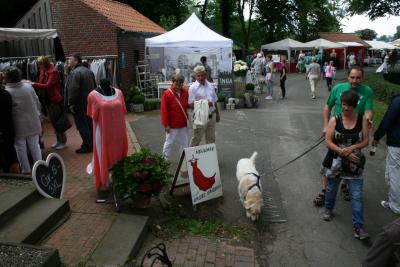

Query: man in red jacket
left=160, top=74, right=189, bottom=158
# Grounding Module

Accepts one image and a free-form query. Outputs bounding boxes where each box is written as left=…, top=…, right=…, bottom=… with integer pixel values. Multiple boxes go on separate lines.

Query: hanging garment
left=87, top=88, right=128, bottom=190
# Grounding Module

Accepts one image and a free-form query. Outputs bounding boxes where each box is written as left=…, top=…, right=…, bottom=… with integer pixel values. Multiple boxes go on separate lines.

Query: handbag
left=47, top=103, right=72, bottom=133
left=168, top=89, right=192, bottom=129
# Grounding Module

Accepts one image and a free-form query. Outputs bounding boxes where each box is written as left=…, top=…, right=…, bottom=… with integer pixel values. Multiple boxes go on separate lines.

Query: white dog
left=236, top=152, right=263, bottom=221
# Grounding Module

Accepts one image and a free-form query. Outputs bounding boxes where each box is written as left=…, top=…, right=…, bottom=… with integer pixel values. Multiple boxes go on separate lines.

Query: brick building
left=13, top=0, right=165, bottom=88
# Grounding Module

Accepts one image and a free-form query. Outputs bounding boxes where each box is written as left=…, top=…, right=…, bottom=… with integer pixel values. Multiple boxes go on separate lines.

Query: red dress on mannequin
left=87, top=88, right=128, bottom=190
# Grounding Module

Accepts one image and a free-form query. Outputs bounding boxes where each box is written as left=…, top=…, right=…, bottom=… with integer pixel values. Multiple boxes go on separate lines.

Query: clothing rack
left=0, top=55, right=53, bottom=62
left=80, top=55, right=118, bottom=59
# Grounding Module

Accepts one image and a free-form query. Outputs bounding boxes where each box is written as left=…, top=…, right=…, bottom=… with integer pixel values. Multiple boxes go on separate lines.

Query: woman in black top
left=323, top=90, right=370, bottom=240
left=280, top=59, right=287, bottom=99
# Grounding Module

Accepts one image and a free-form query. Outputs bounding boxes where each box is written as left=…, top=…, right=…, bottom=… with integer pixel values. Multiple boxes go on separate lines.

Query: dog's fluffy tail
left=250, top=152, right=258, bottom=163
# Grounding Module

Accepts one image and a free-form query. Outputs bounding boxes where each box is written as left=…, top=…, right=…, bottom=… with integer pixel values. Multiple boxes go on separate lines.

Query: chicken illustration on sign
left=188, top=155, right=216, bottom=191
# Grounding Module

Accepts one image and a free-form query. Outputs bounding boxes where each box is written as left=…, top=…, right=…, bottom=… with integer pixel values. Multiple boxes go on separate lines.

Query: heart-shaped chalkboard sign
left=32, top=153, right=66, bottom=199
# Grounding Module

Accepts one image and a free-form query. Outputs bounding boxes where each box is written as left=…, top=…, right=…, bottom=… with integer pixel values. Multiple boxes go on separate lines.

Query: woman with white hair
left=251, top=53, right=266, bottom=93
left=3, top=66, right=42, bottom=174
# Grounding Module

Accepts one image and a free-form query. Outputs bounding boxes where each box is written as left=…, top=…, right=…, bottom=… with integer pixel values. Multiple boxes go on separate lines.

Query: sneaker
left=51, top=143, right=60, bottom=149
left=322, top=209, right=333, bottom=221
left=55, top=143, right=67, bottom=150
left=354, top=227, right=370, bottom=240
left=381, top=200, right=390, bottom=210
left=312, top=95, right=316, bottom=99
left=265, top=96, right=273, bottom=100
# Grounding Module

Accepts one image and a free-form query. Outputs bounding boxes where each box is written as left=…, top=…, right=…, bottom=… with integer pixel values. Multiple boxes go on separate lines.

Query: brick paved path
left=1, top=113, right=258, bottom=266
left=137, top=236, right=259, bottom=267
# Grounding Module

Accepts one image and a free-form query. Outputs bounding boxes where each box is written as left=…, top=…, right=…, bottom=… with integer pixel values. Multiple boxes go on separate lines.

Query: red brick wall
left=118, top=35, right=146, bottom=90
left=50, top=0, right=118, bottom=57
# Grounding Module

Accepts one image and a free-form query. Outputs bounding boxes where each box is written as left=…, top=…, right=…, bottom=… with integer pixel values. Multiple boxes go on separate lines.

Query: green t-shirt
left=326, top=82, right=374, bottom=116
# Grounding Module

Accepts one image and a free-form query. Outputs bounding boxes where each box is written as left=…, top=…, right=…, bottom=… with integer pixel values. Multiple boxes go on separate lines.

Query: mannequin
left=87, top=78, right=128, bottom=199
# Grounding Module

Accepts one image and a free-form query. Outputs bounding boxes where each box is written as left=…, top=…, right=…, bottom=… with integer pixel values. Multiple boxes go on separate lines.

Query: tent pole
left=288, top=49, right=290, bottom=72
left=344, top=48, right=347, bottom=70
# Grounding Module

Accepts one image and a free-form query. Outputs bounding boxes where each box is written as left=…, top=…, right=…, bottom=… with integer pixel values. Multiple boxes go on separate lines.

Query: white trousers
left=385, top=146, right=400, bottom=213
left=14, top=134, right=42, bottom=173
left=162, top=127, right=189, bottom=158
left=308, top=74, right=319, bottom=94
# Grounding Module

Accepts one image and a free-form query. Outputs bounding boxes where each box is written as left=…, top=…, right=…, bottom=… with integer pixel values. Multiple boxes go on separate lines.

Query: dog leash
left=260, top=135, right=325, bottom=176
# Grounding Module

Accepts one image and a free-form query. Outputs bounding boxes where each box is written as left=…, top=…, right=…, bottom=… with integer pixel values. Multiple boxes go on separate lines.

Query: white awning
left=0, top=28, right=58, bottom=42
left=390, top=39, right=400, bottom=47
left=337, top=42, right=364, bottom=47
left=261, top=38, right=309, bottom=50
left=303, top=38, right=346, bottom=49
left=364, top=40, right=397, bottom=50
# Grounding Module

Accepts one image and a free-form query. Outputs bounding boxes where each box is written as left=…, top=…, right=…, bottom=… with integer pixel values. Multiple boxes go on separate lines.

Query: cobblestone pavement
left=32, top=113, right=258, bottom=266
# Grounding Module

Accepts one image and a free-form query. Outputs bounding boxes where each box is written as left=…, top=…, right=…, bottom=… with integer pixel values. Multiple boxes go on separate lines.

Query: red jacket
left=160, top=85, right=189, bottom=129
left=33, top=65, right=63, bottom=104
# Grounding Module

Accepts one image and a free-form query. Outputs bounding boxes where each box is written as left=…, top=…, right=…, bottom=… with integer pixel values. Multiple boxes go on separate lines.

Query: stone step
left=0, top=186, right=41, bottom=227
left=88, top=214, right=149, bottom=267
left=0, top=197, right=70, bottom=244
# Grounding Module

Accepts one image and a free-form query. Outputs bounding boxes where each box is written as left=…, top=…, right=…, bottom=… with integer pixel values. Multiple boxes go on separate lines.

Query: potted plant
left=124, top=85, right=142, bottom=112
left=111, top=148, right=172, bottom=208
left=217, top=92, right=225, bottom=110
left=131, top=94, right=145, bottom=113
left=236, top=93, right=245, bottom=108
left=245, top=83, right=255, bottom=91
left=233, top=60, right=248, bottom=81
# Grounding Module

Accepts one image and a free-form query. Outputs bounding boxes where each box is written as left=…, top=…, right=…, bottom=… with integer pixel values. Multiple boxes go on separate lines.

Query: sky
left=341, top=14, right=400, bottom=37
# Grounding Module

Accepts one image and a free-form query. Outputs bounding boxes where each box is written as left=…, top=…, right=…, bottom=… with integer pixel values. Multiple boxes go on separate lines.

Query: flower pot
left=132, top=194, right=151, bottom=208
left=217, top=102, right=225, bottom=111
left=132, top=103, right=144, bottom=113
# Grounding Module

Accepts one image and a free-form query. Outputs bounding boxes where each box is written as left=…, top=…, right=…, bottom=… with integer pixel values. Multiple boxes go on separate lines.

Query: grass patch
left=150, top=216, right=251, bottom=242
left=373, top=99, right=388, bottom=129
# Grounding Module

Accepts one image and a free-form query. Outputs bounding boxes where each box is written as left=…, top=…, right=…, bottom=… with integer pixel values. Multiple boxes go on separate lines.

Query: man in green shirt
left=313, top=66, right=374, bottom=207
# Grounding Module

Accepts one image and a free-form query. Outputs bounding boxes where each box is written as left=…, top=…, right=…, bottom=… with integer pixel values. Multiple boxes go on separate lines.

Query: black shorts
left=322, top=149, right=335, bottom=168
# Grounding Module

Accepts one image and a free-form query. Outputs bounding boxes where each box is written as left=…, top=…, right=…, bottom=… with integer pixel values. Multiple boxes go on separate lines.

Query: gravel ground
left=0, top=244, right=54, bottom=267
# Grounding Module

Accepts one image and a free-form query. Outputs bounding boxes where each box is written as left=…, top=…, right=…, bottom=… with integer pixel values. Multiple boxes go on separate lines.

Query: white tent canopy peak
left=145, top=13, right=232, bottom=48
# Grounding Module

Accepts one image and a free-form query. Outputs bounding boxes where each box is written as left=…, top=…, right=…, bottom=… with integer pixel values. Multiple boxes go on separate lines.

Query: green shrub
left=364, top=73, right=400, bottom=104
left=144, top=98, right=161, bottom=110
left=124, top=85, right=142, bottom=104
left=245, top=83, right=255, bottom=91
left=383, top=69, right=400, bottom=85
left=132, top=94, right=145, bottom=104
left=217, top=92, right=226, bottom=102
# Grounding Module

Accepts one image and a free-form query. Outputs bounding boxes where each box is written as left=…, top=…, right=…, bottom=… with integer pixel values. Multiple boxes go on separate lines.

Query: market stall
left=260, top=38, right=309, bottom=72
left=145, top=13, right=233, bottom=87
left=303, top=38, right=346, bottom=68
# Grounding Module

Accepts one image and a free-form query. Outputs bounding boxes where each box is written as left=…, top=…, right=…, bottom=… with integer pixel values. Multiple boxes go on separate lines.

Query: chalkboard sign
left=218, top=71, right=234, bottom=98
left=32, top=153, right=66, bottom=199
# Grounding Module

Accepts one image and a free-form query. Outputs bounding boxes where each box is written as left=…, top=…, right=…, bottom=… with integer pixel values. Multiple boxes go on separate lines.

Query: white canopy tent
left=260, top=38, right=309, bottom=71
left=145, top=13, right=233, bottom=82
left=303, top=38, right=346, bottom=49
left=389, top=39, right=400, bottom=47
left=364, top=40, right=396, bottom=50
left=0, top=28, right=57, bottom=42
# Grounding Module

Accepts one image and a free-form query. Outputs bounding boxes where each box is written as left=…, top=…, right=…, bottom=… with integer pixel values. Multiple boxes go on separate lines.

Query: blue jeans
left=325, top=176, right=364, bottom=229
left=72, top=107, right=93, bottom=150
left=266, top=79, right=273, bottom=96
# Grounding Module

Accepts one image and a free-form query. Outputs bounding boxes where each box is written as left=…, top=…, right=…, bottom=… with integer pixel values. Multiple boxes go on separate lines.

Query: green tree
left=377, top=35, right=392, bottom=42
left=236, top=0, right=256, bottom=49
left=348, top=0, right=400, bottom=20
left=393, top=25, right=400, bottom=40
left=355, top=28, right=378, bottom=40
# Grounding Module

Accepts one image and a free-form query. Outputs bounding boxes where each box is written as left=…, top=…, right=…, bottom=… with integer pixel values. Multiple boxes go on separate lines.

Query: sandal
left=313, top=190, right=325, bottom=207
left=341, top=184, right=350, bottom=201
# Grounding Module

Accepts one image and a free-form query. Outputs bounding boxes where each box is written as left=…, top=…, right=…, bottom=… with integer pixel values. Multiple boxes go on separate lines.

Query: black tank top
left=333, top=114, right=363, bottom=148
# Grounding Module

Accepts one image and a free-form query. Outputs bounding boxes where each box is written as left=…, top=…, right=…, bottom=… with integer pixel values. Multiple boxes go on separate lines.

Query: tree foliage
left=348, top=0, right=400, bottom=20
left=355, top=28, right=378, bottom=40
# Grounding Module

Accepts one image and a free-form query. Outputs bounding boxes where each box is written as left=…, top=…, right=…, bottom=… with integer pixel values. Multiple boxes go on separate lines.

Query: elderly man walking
left=66, top=53, right=96, bottom=153
left=306, top=57, right=321, bottom=99
left=373, top=95, right=400, bottom=214
left=189, top=65, right=220, bottom=146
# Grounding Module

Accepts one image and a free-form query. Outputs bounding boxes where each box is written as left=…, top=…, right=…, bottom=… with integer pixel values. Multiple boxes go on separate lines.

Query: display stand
left=169, top=150, right=189, bottom=196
